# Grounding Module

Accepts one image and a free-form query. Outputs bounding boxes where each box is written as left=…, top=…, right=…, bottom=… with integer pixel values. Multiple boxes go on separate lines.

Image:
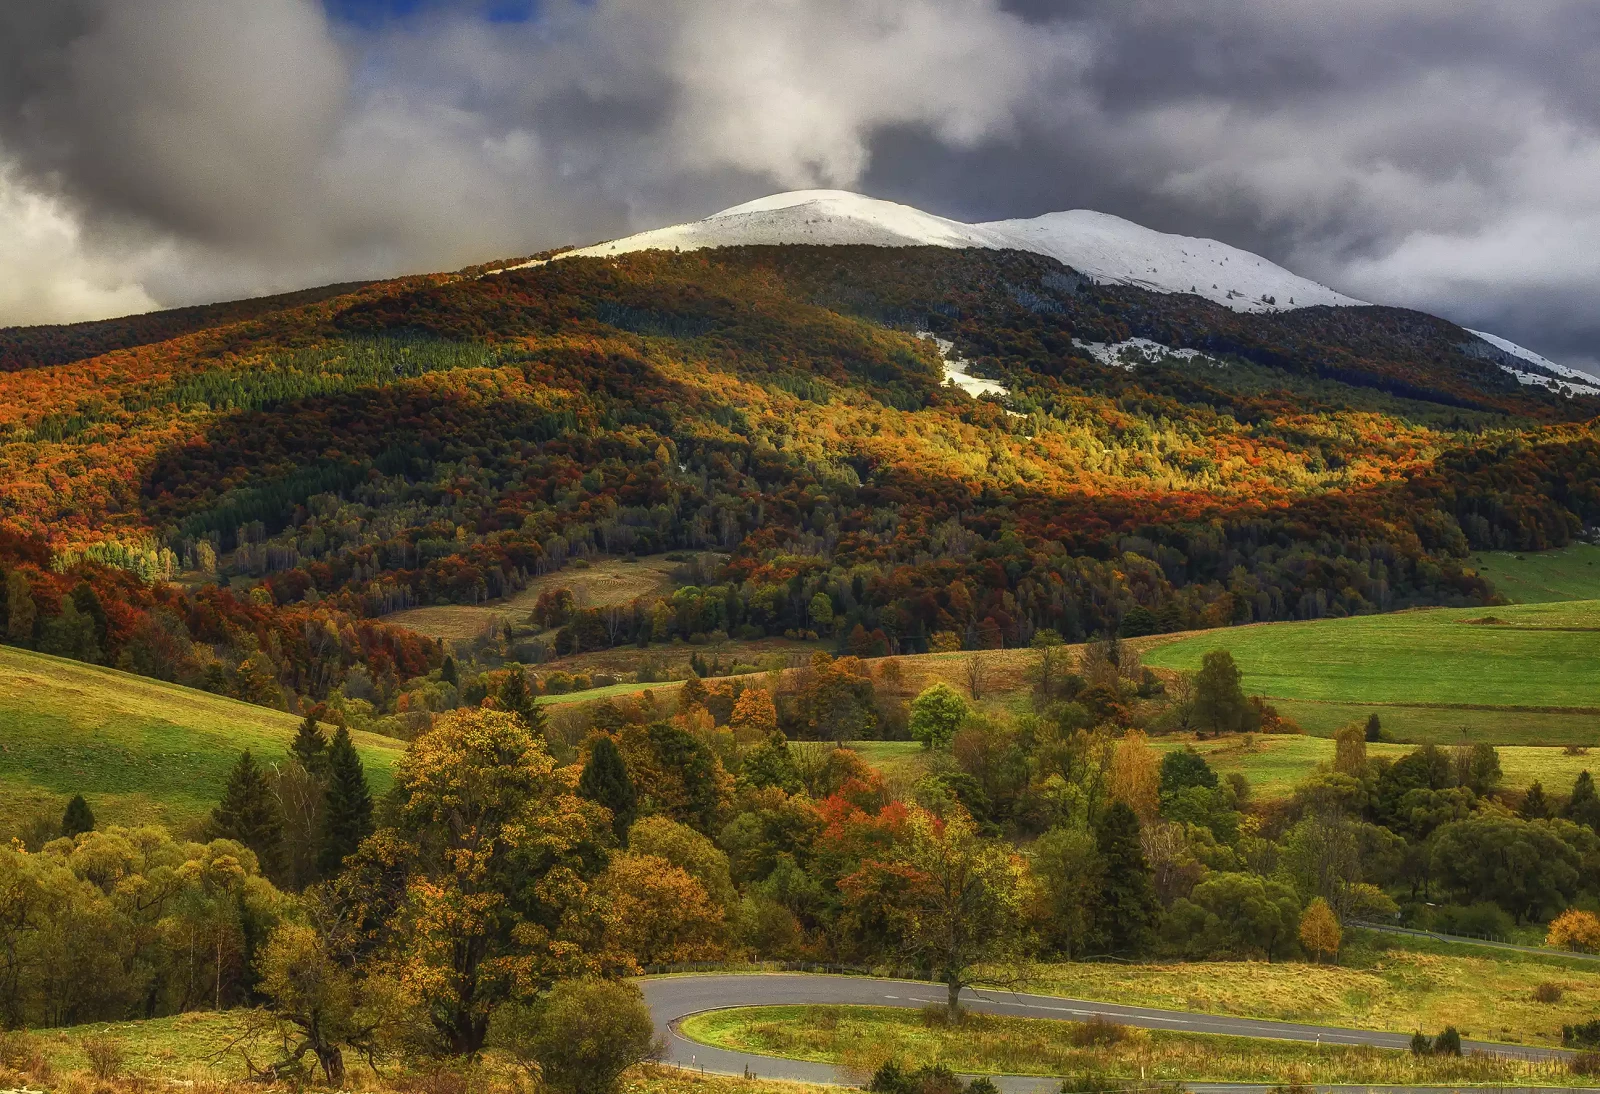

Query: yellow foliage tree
left=1548, top=909, right=1600, bottom=953
left=1299, top=897, right=1342, bottom=963
left=593, top=851, right=726, bottom=967
left=729, top=687, right=778, bottom=744
left=1109, top=728, right=1161, bottom=822
left=1333, top=722, right=1368, bottom=777
left=374, top=708, right=613, bottom=1054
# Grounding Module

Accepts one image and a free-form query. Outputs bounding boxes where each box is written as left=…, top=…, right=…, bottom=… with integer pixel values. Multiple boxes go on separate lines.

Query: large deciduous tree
left=369, top=708, right=611, bottom=1054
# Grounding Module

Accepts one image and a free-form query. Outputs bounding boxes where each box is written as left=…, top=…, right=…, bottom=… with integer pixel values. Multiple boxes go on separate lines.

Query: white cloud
left=0, top=165, right=159, bottom=325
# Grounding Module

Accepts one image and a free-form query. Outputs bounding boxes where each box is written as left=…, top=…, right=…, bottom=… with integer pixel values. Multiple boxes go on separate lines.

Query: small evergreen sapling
left=60, top=793, right=96, bottom=838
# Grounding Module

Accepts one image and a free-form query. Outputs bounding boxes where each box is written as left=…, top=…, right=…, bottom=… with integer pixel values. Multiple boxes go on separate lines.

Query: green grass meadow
left=0, top=646, right=404, bottom=835
left=1145, top=598, right=1600, bottom=746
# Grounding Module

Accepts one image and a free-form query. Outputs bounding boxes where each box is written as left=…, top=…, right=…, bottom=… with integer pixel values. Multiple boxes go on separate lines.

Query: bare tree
left=964, top=653, right=986, bottom=700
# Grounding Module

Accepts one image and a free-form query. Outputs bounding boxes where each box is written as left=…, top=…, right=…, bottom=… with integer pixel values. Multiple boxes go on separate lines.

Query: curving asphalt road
left=641, top=973, right=1577, bottom=1094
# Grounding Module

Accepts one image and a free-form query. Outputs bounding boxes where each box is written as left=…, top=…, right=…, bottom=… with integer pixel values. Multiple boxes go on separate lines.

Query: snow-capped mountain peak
left=546, top=189, right=1361, bottom=315
left=514, top=189, right=1583, bottom=384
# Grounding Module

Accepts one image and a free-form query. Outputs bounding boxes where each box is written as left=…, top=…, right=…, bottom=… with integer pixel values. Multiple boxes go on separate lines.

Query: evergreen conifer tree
left=577, top=735, right=637, bottom=842
left=498, top=666, right=547, bottom=736
left=60, top=793, right=95, bottom=838
left=1092, top=800, right=1159, bottom=956
left=71, top=582, right=111, bottom=659
left=318, top=727, right=374, bottom=876
left=1365, top=713, right=1383, bottom=742
left=1567, top=770, right=1600, bottom=831
left=209, top=750, right=285, bottom=877
left=441, top=655, right=459, bottom=687
left=1520, top=780, right=1550, bottom=819
left=290, top=714, right=330, bottom=776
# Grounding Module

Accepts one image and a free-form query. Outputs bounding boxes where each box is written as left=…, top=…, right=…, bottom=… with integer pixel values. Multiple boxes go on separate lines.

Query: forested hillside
left=0, top=244, right=1598, bottom=715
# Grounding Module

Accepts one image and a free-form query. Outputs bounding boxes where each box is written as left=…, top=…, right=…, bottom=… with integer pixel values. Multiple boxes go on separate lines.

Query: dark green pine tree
left=318, top=726, right=374, bottom=876
left=1520, top=780, right=1550, bottom=819
left=1567, top=770, right=1600, bottom=831
left=208, top=750, right=285, bottom=877
left=60, top=793, right=95, bottom=838
left=1092, top=800, right=1160, bottom=957
left=290, top=713, right=330, bottom=776
left=440, top=655, right=459, bottom=688
left=498, top=666, right=547, bottom=736
left=1364, top=713, right=1383, bottom=742
left=578, top=735, right=637, bottom=842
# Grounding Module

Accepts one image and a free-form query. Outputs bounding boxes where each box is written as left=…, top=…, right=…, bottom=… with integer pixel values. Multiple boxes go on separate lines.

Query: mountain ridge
left=528, top=188, right=1592, bottom=386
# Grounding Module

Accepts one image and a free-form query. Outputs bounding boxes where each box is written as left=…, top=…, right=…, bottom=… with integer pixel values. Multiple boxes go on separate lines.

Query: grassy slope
left=1023, top=930, right=1600, bottom=1049
left=1147, top=734, right=1600, bottom=800
left=680, top=1005, right=1575, bottom=1086
left=1472, top=541, right=1600, bottom=603
left=1143, top=598, right=1600, bottom=745
left=0, top=645, right=404, bottom=834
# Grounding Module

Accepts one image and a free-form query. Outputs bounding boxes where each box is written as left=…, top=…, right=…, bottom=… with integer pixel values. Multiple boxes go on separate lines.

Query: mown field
left=386, top=554, right=686, bottom=641
left=681, top=1005, right=1577, bottom=1086
left=0, top=646, right=404, bottom=835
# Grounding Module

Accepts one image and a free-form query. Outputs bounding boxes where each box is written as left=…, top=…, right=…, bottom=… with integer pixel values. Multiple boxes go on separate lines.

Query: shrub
left=1533, top=981, right=1565, bottom=1004
left=571, top=673, right=593, bottom=691
left=492, top=978, right=658, bottom=1094
left=870, top=1061, right=984, bottom=1094
left=1571, top=1052, right=1600, bottom=1077
left=1548, top=909, right=1600, bottom=953
left=80, top=1035, right=125, bottom=1080
left=1410, top=1031, right=1432, bottom=1056
left=1072, top=1015, right=1128, bottom=1046
left=1566, top=1020, right=1600, bottom=1048
left=1433, top=1026, right=1462, bottom=1057
left=0, top=1031, right=48, bottom=1082
left=545, top=671, right=574, bottom=695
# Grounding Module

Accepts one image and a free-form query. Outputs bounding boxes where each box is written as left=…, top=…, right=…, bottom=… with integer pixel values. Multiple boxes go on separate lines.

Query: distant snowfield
left=513, top=189, right=1586, bottom=385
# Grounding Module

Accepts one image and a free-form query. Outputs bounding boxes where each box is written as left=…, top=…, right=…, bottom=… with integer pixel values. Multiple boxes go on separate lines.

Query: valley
left=5, top=195, right=1600, bottom=1094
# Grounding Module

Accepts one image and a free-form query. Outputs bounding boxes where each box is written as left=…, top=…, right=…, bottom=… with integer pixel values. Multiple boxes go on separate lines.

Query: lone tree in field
left=1364, top=713, right=1383, bottom=742
left=60, top=793, right=95, bottom=838
left=209, top=750, right=285, bottom=877
left=578, top=735, right=637, bottom=842
left=897, top=807, right=1028, bottom=1018
left=1193, top=650, right=1251, bottom=735
left=908, top=683, right=968, bottom=750
left=1299, top=897, right=1342, bottom=962
left=1334, top=723, right=1368, bottom=777
left=317, top=728, right=373, bottom=876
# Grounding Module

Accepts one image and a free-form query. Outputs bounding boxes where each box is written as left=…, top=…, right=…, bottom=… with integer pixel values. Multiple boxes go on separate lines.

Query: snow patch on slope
left=1073, top=338, right=1225, bottom=370
left=918, top=331, right=1011, bottom=401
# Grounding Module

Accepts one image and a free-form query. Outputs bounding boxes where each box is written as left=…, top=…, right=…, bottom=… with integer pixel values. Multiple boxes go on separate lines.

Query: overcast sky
left=1, top=0, right=1596, bottom=370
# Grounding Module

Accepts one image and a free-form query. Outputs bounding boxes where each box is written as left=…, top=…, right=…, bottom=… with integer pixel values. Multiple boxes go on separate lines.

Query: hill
left=0, top=645, right=404, bottom=834
left=2, top=194, right=1600, bottom=746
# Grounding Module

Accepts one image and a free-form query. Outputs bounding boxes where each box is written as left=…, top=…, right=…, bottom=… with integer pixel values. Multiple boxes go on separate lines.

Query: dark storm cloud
left=0, top=0, right=1594, bottom=371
